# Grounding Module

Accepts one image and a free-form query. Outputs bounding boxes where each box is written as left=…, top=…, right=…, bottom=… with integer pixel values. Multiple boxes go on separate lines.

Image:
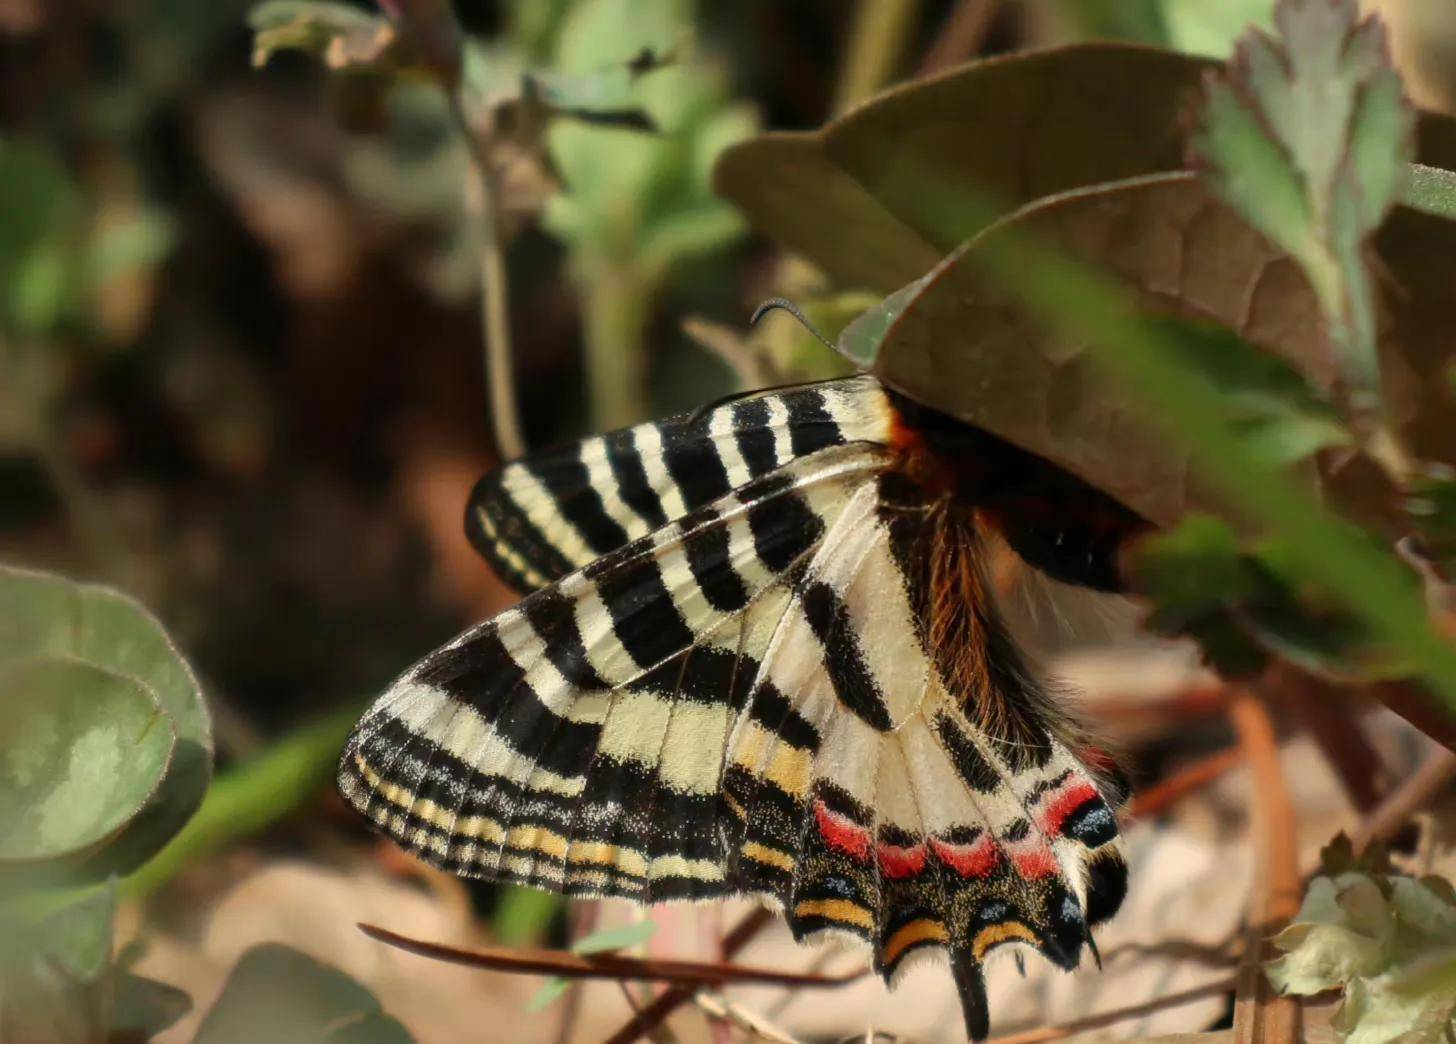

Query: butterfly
left=338, top=372, right=1148, bottom=1040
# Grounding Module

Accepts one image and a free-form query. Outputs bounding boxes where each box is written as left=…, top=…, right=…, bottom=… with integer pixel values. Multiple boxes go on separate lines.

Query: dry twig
left=1228, top=691, right=1300, bottom=1044
left=985, top=977, right=1238, bottom=1044
left=1270, top=667, right=1385, bottom=811
left=357, top=921, right=864, bottom=989
left=1129, top=746, right=1245, bottom=820
left=1352, top=747, right=1456, bottom=853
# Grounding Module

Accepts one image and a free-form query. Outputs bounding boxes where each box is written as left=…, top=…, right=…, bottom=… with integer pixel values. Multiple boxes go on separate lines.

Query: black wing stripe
left=785, top=388, right=845, bottom=458
left=535, top=450, right=632, bottom=557
left=682, top=508, right=753, bottom=612
left=799, top=579, right=895, bottom=731
left=604, top=427, right=668, bottom=530
left=662, top=416, right=734, bottom=512
left=731, top=397, right=779, bottom=479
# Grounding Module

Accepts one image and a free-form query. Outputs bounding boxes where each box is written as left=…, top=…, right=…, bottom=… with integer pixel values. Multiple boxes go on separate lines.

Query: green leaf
left=1404, top=471, right=1456, bottom=574
left=522, top=919, right=657, bottom=1013
left=0, top=657, right=175, bottom=862
left=525, top=976, right=571, bottom=1013
left=122, top=707, right=356, bottom=898
left=0, top=566, right=212, bottom=879
left=0, top=882, right=118, bottom=1044
left=1267, top=876, right=1393, bottom=994
left=1193, top=0, right=1416, bottom=409
left=112, top=973, right=192, bottom=1038
left=1404, top=163, right=1456, bottom=221
left=194, top=944, right=413, bottom=1044
left=1159, top=0, right=1275, bottom=57
left=1131, top=515, right=1401, bottom=681
left=492, top=884, right=562, bottom=946
left=544, top=0, right=753, bottom=276
left=572, top=918, right=657, bottom=955
left=248, top=1, right=397, bottom=74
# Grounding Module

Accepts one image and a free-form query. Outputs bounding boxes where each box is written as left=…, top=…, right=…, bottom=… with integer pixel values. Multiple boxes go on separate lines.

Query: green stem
left=121, top=708, right=358, bottom=900
left=834, top=0, right=922, bottom=113
left=582, top=263, right=651, bottom=431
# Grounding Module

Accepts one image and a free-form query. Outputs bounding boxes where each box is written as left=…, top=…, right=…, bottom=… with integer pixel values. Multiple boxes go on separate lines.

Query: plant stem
left=986, top=979, right=1239, bottom=1044
left=583, top=262, right=650, bottom=431
left=449, top=91, right=525, bottom=461
left=1353, top=748, right=1456, bottom=853
left=1229, top=690, right=1300, bottom=1044
left=918, top=0, right=1000, bottom=76
left=35, top=424, right=134, bottom=586
left=834, top=0, right=921, bottom=113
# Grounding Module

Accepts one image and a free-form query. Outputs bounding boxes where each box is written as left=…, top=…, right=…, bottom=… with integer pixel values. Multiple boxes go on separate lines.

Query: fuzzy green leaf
left=0, top=657, right=175, bottom=862
left=0, top=566, right=211, bottom=879
left=1193, top=0, right=1416, bottom=409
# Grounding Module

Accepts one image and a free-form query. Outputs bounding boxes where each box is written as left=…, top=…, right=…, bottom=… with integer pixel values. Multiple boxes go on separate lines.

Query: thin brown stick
left=986, top=976, right=1238, bottom=1044
left=917, top=0, right=1001, bottom=76
left=1270, top=667, right=1385, bottom=811
left=681, top=316, right=776, bottom=390
left=1352, top=747, right=1456, bottom=853
left=1369, top=679, right=1456, bottom=754
left=1129, top=746, right=1245, bottom=820
left=1228, top=691, right=1300, bottom=1044
left=601, top=908, right=775, bottom=1044
left=358, top=921, right=862, bottom=989
left=448, top=91, right=525, bottom=461
left=1092, top=684, right=1233, bottom=724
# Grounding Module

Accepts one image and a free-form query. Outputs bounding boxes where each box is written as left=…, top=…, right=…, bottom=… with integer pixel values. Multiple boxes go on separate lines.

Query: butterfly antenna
left=750, top=297, right=836, bottom=352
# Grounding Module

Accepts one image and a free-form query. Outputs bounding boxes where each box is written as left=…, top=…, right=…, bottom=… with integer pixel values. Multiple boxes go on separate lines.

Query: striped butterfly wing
left=341, top=376, right=1128, bottom=1041
left=341, top=441, right=892, bottom=897
left=721, top=474, right=1125, bottom=1041
left=465, top=376, right=891, bottom=592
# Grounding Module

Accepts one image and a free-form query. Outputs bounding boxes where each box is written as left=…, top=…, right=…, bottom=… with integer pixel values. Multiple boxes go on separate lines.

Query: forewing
left=338, top=442, right=892, bottom=899
left=466, top=376, right=893, bottom=592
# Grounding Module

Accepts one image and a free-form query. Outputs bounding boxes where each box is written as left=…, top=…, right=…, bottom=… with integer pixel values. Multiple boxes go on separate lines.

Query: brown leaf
left=842, top=172, right=1456, bottom=526
left=715, top=42, right=1456, bottom=293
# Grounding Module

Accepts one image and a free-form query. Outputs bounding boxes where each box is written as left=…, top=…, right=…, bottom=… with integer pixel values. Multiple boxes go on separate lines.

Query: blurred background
left=5, top=2, right=1456, bottom=1042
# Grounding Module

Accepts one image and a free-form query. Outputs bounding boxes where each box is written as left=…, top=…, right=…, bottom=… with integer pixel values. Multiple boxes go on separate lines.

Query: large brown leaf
left=840, top=172, right=1456, bottom=526
left=715, top=42, right=1456, bottom=292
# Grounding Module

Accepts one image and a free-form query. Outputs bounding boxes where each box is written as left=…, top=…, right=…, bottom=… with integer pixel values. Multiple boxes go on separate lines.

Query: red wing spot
left=1041, top=781, right=1100, bottom=838
left=1005, top=837, right=1060, bottom=880
left=930, top=834, right=1000, bottom=878
left=877, top=840, right=928, bottom=879
left=814, top=799, right=872, bottom=862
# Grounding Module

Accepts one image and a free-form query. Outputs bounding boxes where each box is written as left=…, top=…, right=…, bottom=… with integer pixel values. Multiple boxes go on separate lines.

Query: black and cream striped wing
left=719, top=476, right=1126, bottom=1039
left=465, top=376, right=893, bottom=592
left=340, top=441, right=892, bottom=899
